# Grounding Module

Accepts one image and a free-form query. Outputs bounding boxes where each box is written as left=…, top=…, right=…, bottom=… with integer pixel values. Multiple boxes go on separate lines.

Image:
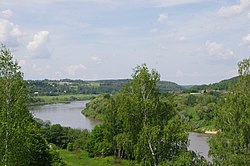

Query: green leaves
left=209, top=58, right=250, bottom=165
left=101, top=64, right=193, bottom=165
left=0, top=45, right=54, bottom=166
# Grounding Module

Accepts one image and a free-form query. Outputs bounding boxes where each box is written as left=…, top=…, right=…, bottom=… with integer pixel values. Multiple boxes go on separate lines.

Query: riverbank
left=31, top=101, right=212, bottom=164
left=29, top=94, right=97, bottom=106
left=30, top=101, right=99, bottom=130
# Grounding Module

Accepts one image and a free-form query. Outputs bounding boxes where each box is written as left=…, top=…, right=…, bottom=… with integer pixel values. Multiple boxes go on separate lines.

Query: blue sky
left=0, top=0, right=250, bottom=84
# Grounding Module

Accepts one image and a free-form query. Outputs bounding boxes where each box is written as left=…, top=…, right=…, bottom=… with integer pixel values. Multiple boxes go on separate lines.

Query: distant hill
left=27, top=79, right=184, bottom=95
left=186, top=76, right=239, bottom=92
left=158, top=81, right=184, bottom=92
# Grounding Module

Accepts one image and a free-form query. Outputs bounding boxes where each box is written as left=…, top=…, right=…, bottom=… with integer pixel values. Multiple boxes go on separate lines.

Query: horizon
left=1, top=0, right=249, bottom=85
left=25, top=75, right=239, bottom=86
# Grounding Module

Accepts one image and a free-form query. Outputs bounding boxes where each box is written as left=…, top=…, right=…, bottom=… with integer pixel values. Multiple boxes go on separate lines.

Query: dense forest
left=1, top=45, right=250, bottom=165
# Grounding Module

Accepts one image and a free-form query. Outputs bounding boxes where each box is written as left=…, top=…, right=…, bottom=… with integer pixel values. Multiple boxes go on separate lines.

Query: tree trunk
left=148, top=142, right=157, bottom=166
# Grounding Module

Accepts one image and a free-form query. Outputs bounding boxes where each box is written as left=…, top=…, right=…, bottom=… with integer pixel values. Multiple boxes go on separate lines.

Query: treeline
left=36, top=119, right=89, bottom=151
left=83, top=90, right=223, bottom=132
left=186, top=76, right=239, bottom=93
left=27, top=79, right=184, bottom=96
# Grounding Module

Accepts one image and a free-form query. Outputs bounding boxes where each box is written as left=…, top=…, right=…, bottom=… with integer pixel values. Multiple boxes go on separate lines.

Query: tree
left=104, top=64, right=192, bottom=165
left=85, top=125, right=112, bottom=157
left=209, top=58, right=250, bottom=165
left=0, top=45, right=52, bottom=165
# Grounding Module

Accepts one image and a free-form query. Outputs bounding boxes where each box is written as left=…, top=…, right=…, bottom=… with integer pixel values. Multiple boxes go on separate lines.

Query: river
left=30, top=101, right=99, bottom=130
left=30, top=100, right=211, bottom=161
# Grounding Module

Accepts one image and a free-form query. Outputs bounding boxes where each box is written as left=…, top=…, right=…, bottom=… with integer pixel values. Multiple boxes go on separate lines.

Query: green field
left=30, top=94, right=97, bottom=106
left=59, top=150, right=129, bottom=166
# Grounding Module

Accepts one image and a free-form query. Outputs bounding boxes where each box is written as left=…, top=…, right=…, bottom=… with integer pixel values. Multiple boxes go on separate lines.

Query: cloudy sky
left=0, top=0, right=250, bottom=85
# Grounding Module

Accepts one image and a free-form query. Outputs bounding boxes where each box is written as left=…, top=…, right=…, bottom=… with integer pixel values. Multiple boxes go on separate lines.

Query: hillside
left=186, top=76, right=239, bottom=92
left=27, top=79, right=184, bottom=95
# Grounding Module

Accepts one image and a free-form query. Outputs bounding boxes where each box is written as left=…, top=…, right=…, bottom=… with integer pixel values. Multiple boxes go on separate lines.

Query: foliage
left=0, top=45, right=53, bottom=165
left=49, top=148, right=67, bottom=166
left=38, top=121, right=90, bottom=150
left=159, top=151, right=209, bottom=166
left=88, top=64, right=203, bottom=165
left=209, top=58, right=250, bottom=165
left=176, top=93, right=222, bottom=131
left=82, top=94, right=111, bottom=120
left=85, top=125, right=112, bottom=157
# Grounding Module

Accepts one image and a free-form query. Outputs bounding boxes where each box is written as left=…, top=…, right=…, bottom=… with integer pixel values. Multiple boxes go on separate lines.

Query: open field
left=59, top=150, right=129, bottom=166
left=30, top=94, right=97, bottom=106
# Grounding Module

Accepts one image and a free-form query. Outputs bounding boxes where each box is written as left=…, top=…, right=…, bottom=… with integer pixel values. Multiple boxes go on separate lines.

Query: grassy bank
left=29, top=94, right=97, bottom=106
left=58, top=150, right=129, bottom=166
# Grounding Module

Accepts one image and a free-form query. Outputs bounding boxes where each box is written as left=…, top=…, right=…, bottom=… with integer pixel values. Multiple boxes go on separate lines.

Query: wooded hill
left=27, top=79, right=184, bottom=95
left=186, top=76, right=239, bottom=93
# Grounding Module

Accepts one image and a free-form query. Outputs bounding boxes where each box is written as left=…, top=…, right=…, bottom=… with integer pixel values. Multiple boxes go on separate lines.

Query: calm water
left=30, top=101, right=211, bottom=161
left=30, top=101, right=99, bottom=130
left=188, top=132, right=212, bottom=162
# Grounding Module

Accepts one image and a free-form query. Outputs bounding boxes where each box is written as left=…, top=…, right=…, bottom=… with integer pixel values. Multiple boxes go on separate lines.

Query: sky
left=0, top=0, right=250, bottom=85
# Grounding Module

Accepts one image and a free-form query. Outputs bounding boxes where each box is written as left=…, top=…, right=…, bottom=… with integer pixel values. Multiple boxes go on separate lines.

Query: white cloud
left=91, top=56, right=102, bottom=64
left=157, top=13, right=168, bottom=22
left=218, top=0, right=250, bottom=17
left=241, top=34, right=250, bottom=48
left=26, top=31, right=51, bottom=58
left=27, top=31, right=49, bottom=51
left=205, top=40, right=235, bottom=59
left=0, top=19, right=23, bottom=47
left=65, top=64, right=87, bottom=76
left=1, top=9, right=13, bottom=18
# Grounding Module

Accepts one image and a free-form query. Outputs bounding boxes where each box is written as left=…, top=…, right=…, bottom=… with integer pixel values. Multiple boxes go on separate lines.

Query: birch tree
left=106, top=64, right=190, bottom=165
left=0, top=45, right=52, bottom=166
left=209, top=58, right=250, bottom=165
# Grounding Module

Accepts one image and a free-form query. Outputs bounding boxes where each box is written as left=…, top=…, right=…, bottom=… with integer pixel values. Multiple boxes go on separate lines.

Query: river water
left=188, top=132, right=212, bottom=162
left=30, top=101, right=211, bottom=161
left=30, top=101, right=99, bottom=130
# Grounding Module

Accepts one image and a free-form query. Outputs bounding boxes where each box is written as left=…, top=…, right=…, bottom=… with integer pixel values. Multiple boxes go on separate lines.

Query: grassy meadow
left=59, top=150, right=130, bottom=166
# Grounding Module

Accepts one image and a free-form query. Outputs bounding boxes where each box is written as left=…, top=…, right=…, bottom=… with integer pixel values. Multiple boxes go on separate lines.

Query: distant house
left=34, top=92, right=39, bottom=95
